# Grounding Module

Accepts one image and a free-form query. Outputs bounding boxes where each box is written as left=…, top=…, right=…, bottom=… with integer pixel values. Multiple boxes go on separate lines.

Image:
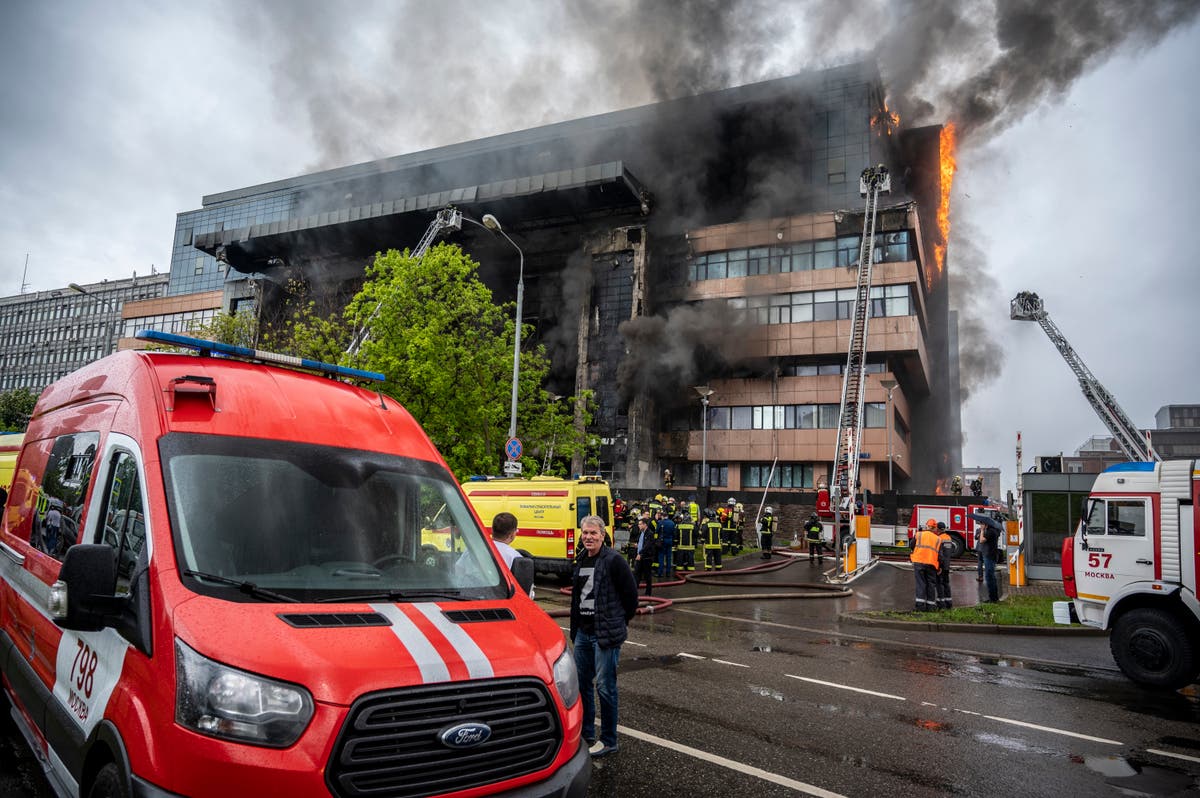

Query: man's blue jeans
left=573, top=631, right=621, bottom=748
left=983, top=554, right=999, bottom=602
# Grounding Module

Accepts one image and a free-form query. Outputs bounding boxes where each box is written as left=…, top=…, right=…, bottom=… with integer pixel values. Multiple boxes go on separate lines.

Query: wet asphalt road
left=4, top=553, right=1198, bottom=797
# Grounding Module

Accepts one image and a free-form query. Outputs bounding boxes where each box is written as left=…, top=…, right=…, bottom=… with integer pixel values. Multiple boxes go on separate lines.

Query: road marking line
left=712, top=658, right=749, bottom=668
left=981, top=714, right=1120, bottom=745
left=678, top=652, right=706, bottom=660
left=1147, top=748, right=1200, bottom=764
left=785, top=674, right=906, bottom=701
left=617, top=725, right=846, bottom=797
left=625, top=641, right=648, bottom=647
left=673, top=607, right=1122, bottom=674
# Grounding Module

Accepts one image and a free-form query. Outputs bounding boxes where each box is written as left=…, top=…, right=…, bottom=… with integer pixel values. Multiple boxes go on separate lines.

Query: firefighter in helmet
left=675, top=511, right=696, bottom=571
left=935, top=521, right=954, bottom=609
left=759, top=506, right=778, bottom=559
left=804, top=513, right=825, bottom=562
left=702, top=508, right=723, bottom=571
left=722, top=498, right=740, bottom=554
left=951, top=475, right=963, bottom=496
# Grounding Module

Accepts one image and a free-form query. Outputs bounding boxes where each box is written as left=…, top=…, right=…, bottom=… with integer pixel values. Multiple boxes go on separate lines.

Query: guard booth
left=1019, top=472, right=1098, bottom=581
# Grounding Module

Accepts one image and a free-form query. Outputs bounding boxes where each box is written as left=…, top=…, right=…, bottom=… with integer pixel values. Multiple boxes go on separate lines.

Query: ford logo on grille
left=439, top=722, right=492, bottom=749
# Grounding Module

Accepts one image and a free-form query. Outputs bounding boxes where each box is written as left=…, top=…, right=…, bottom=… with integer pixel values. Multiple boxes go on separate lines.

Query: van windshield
left=159, top=433, right=505, bottom=602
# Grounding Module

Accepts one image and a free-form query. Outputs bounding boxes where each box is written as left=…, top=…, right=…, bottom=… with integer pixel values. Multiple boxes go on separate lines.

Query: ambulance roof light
left=135, top=330, right=386, bottom=383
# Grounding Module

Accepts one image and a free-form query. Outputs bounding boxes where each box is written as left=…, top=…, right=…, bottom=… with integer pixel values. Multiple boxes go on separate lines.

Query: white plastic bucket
left=1052, top=601, right=1073, bottom=625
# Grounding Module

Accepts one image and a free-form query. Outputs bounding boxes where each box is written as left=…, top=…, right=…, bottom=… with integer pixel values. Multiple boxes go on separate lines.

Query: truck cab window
left=102, top=451, right=148, bottom=592
left=1085, top=498, right=1147, bottom=537
left=33, top=432, right=98, bottom=560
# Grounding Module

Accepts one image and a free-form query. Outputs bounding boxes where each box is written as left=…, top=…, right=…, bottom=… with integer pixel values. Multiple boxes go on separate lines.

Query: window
left=705, top=464, right=728, bottom=487
left=33, top=432, right=99, bottom=559
left=708, top=407, right=730, bottom=430
left=743, top=463, right=815, bottom=489
left=101, top=451, right=148, bottom=590
left=1084, top=498, right=1147, bottom=537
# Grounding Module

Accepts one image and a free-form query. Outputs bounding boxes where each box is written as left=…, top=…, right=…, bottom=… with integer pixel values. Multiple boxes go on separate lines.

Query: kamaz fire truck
left=1061, top=460, right=1199, bottom=690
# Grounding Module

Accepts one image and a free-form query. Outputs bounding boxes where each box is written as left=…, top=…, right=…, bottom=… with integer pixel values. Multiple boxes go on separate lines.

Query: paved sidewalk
left=1007, top=579, right=1067, bottom=598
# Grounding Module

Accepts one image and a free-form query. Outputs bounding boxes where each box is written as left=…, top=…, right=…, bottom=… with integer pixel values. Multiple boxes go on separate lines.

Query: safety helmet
left=704, top=508, right=716, bottom=519
left=765, top=506, right=773, bottom=514
left=727, top=497, right=736, bottom=505
left=925, top=519, right=938, bottom=530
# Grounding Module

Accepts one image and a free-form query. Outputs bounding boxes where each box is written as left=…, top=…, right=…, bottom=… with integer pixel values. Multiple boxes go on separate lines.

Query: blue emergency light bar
left=135, top=330, right=386, bottom=382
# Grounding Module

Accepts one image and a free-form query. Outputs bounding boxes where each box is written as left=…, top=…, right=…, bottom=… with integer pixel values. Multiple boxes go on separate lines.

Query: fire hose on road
left=545, top=551, right=852, bottom=618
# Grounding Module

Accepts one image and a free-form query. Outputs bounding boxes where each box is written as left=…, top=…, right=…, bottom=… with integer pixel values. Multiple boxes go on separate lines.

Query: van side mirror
left=511, top=556, right=535, bottom=596
left=50, top=544, right=124, bottom=632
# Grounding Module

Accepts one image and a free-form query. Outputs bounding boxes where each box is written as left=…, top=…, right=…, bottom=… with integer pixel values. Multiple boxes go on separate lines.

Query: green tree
left=0, top=387, right=38, bottom=431
left=339, top=242, right=587, bottom=478
left=187, top=309, right=259, bottom=347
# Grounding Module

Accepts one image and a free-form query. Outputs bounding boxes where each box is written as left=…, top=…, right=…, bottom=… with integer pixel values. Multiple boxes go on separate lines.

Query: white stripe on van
left=414, top=603, right=494, bottom=680
left=371, top=603, right=451, bottom=684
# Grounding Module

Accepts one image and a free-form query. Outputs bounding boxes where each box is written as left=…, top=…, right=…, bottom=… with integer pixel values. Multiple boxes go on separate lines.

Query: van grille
left=326, top=678, right=562, bottom=798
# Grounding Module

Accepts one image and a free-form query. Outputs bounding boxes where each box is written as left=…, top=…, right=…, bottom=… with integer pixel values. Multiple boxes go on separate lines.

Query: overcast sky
left=1, top=1, right=1197, bottom=493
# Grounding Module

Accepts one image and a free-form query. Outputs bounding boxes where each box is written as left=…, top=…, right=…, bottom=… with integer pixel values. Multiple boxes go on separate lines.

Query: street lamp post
left=694, top=386, right=714, bottom=489
left=880, top=378, right=897, bottom=491
left=476, top=214, right=525, bottom=445
left=68, top=282, right=119, bottom=356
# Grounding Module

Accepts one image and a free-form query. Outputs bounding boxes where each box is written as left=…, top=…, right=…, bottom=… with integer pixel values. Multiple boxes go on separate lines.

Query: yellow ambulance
left=461, top=475, right=614, bottom=575
left=0, top=432, right=23, bottom=493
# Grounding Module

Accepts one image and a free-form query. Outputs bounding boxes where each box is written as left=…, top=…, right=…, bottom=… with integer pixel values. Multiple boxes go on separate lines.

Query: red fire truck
left=1061, top=460, right=1199, bottom=689
left=906, top=503, right=1009, bottom=558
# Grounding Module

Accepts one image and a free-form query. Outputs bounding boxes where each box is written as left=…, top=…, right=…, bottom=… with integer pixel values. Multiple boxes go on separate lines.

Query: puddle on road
left=748, top=684, right=785, bottom=702
left=621, top=654, right=683, bottom=673
left=974, top=731, right=1061, bottom=757
left=1082, top=755, right=1198, bottom=796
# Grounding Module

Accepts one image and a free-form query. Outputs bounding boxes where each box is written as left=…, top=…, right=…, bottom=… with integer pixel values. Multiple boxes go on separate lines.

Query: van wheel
left=947, top=535, right=965, bottom=558
left=1110, top=609, right=1198, bottom=690
left=88, top=763, right=129, bottom=798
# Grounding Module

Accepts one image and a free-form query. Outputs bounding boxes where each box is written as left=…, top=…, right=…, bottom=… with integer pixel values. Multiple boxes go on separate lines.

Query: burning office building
left=170, top=61, right=959, bottom=493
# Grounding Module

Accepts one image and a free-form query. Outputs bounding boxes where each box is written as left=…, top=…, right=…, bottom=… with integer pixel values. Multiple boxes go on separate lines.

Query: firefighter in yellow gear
left=910, top=519, right=942, bottom=611
left=701, top=510, right=723, bottom=570
left=721, top=498, right=740, bottom=554
left=759, top=506, right=778, bottom=559
left=675, top=513, right=696, bottom=571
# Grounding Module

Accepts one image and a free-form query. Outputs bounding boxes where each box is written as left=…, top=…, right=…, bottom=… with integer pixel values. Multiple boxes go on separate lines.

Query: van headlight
left=175, top=638, right=313, bottom=747
left=552, top=648, right=579, bottom=708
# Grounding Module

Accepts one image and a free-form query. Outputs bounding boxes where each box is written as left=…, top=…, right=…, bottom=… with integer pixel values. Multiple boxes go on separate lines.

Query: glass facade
left=0, top=276, right=168, bottom=392
left=690, top=231, right=912, bottom=281
left=701, top=402, right=885, bottom=431
left=168, top=191, right=295, bottom=296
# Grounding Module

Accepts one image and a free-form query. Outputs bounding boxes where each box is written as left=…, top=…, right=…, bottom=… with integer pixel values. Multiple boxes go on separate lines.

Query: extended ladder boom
left=1010, top=291, right=1159, bottom=462
left=346, top=207, right=463, bottom=357
left=831, top=165, right=891, bottom=507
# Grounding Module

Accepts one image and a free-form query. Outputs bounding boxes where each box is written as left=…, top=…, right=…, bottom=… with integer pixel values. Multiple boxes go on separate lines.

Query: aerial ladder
left=345, top=206, right=463, bottom=358
left=1010, top=291, right=1159, bottom=462
left=830, top=165, right=891, bottom=571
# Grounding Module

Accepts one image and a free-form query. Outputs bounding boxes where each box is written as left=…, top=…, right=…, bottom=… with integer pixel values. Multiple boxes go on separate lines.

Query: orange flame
left=930, top=122, right=958, bottom=289
left=933, top=477, right=951, bottom=495
left=871, top=103, right=901, bottom=137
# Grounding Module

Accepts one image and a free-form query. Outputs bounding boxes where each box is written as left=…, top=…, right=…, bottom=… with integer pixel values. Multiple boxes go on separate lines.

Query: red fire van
left=0, top=331, right=588, bottom=798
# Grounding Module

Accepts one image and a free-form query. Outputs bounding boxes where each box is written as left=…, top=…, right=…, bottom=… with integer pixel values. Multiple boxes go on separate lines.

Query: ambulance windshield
left=159, top=433, right=506, bottom=602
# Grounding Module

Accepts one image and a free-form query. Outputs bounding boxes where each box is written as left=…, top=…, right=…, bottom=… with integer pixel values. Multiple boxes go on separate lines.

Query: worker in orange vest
left=910, top=519, right=942, bottom=611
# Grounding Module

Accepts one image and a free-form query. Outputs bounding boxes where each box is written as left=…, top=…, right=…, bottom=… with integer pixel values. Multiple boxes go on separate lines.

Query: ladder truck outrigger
left=1009, top=291, right=1159, bottom=462
left=345, top=206, right=464, bottom=358
left=829, top=165, right=890, bottom=577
